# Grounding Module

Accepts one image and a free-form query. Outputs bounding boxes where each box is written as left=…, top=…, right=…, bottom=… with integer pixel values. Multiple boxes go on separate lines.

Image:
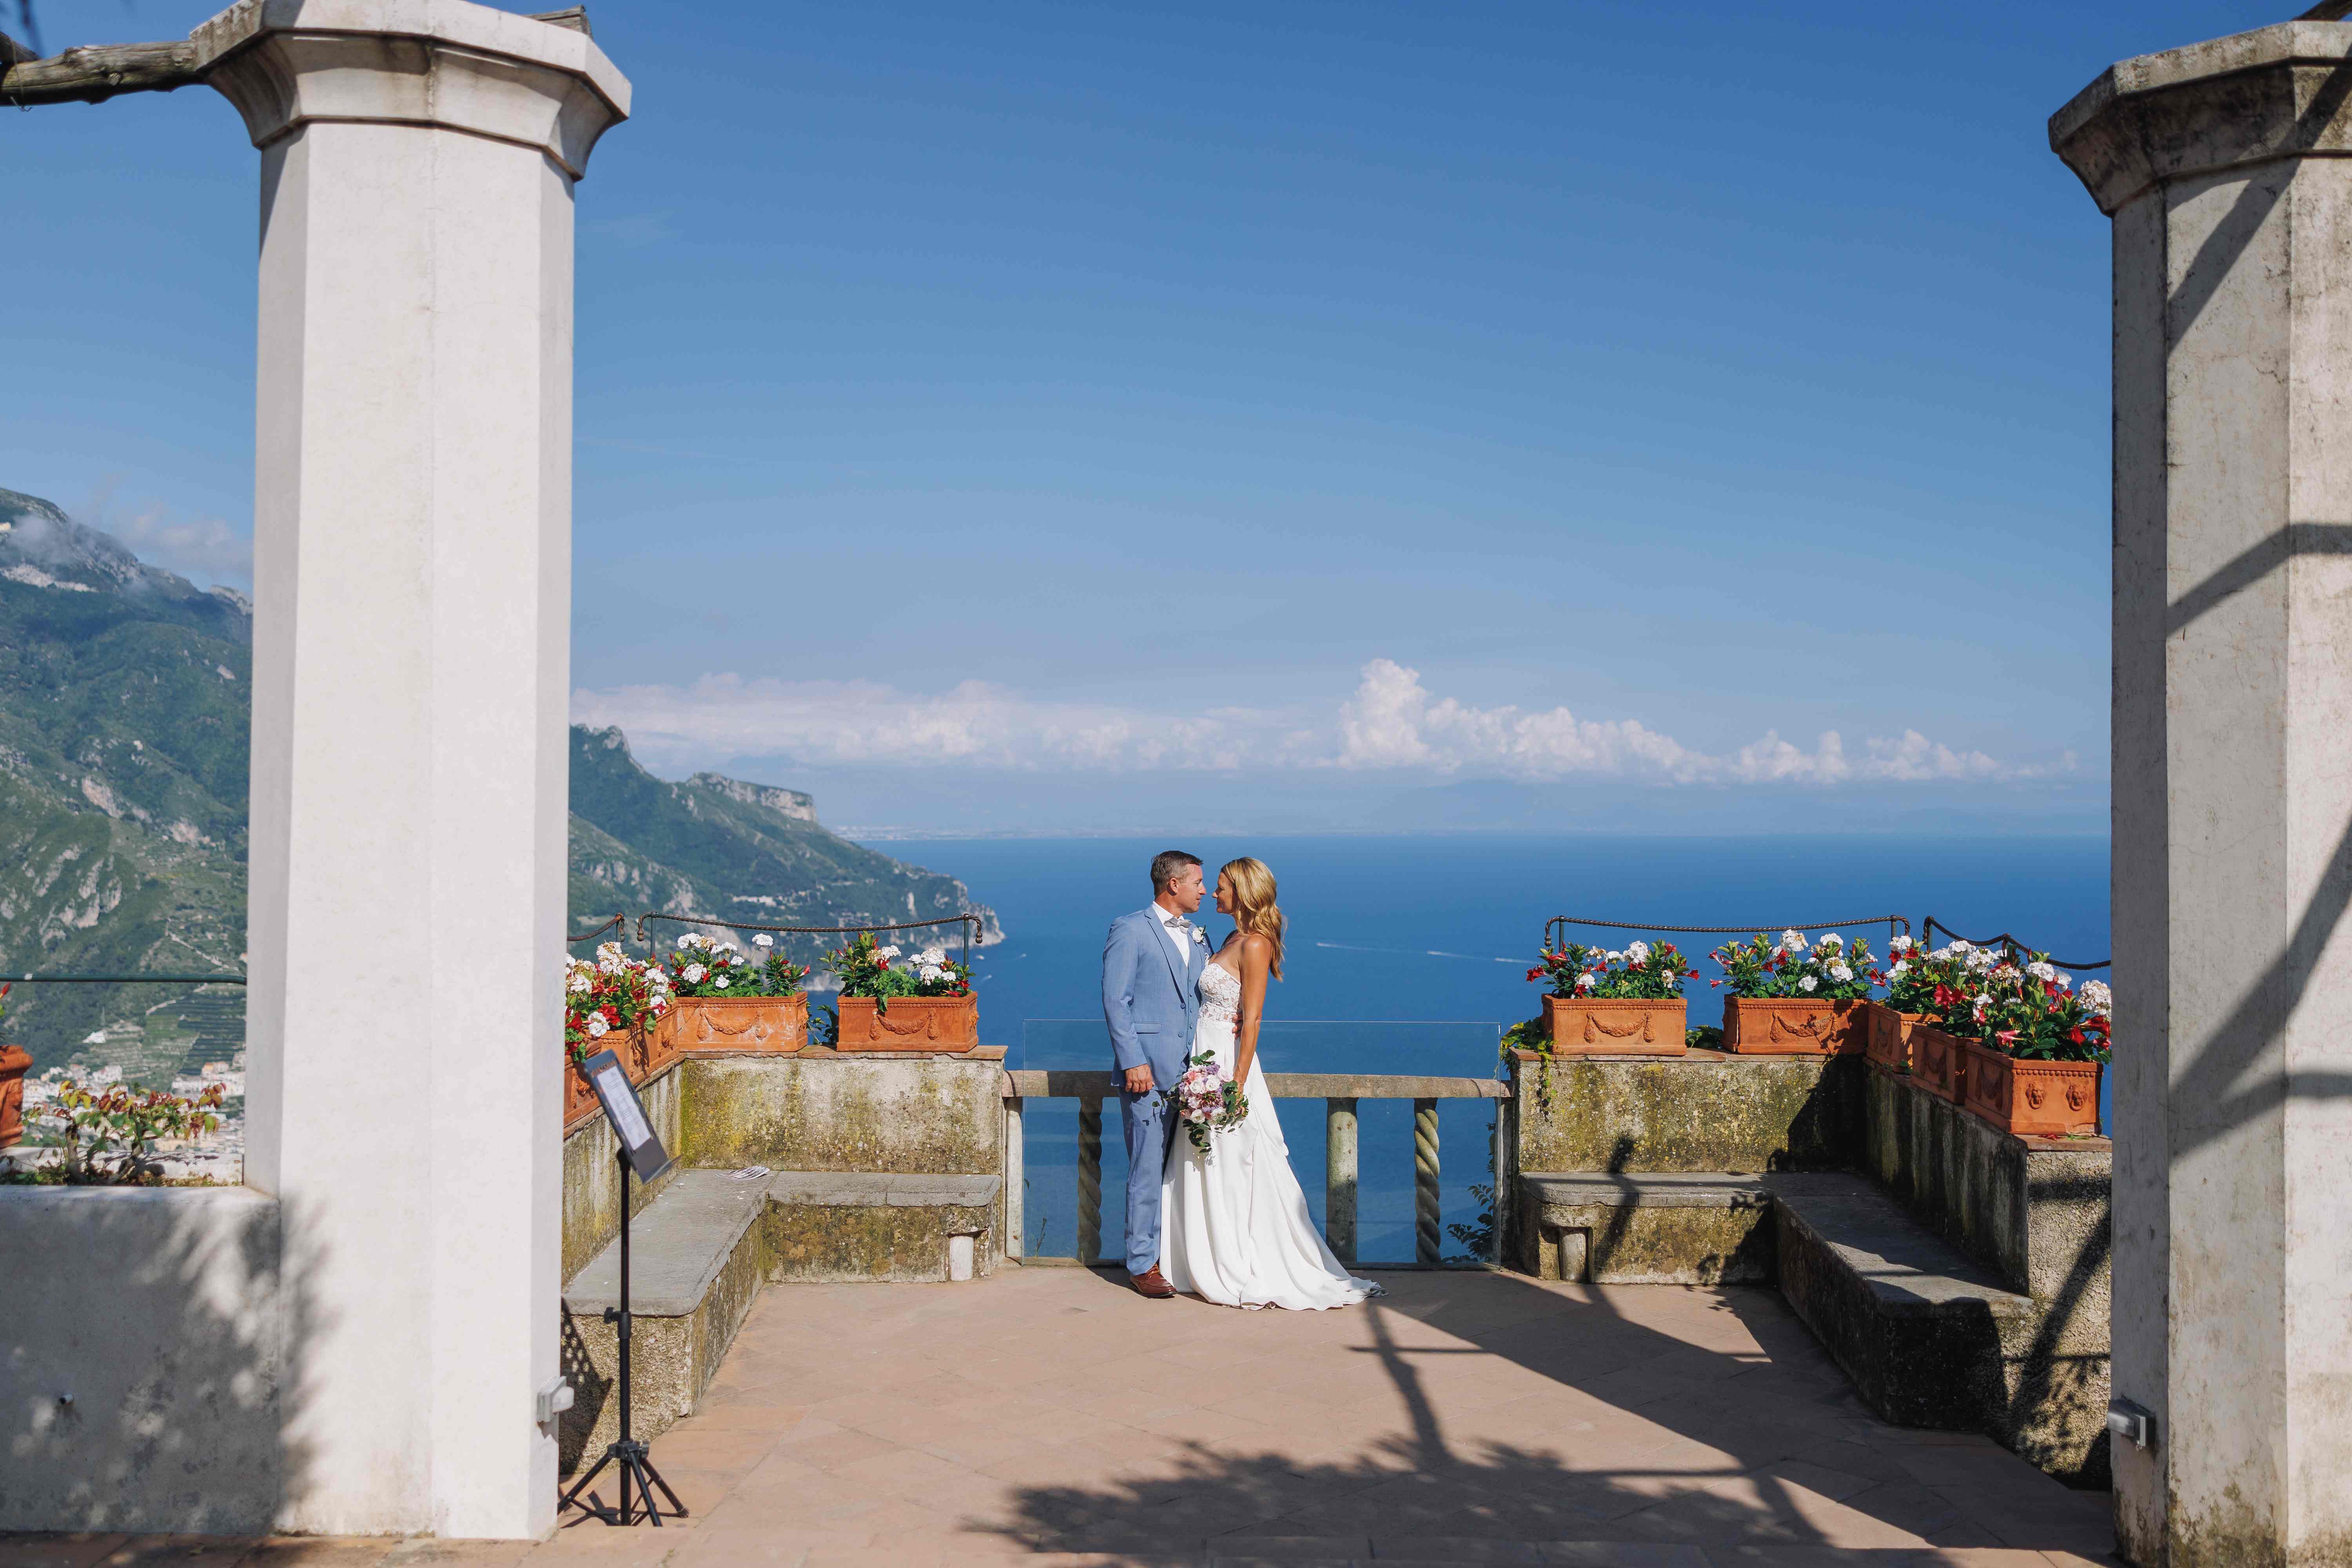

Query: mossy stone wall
left=1511, top=1047, right=1863, bottom=1174
left=560, top=1062, right=684, bottom=1281
left=681, top=1053, right=1002, bottom=1175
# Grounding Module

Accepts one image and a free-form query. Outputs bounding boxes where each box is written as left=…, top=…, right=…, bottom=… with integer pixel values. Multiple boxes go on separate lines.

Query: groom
left=1101, top=849, right=1209, bottom=1299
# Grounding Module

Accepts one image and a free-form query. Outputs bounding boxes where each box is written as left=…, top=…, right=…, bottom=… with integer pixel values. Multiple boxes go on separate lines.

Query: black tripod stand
left=560, top=1149, right=687, bottom=1526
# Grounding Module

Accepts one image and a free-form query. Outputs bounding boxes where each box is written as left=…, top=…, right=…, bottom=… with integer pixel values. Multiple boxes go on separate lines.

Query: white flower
left=918, top=946, right=946, bottom=965
left=2081, top=980, right=2113, bottom=1017
left=1890, top=935, right=1914, bottom=953
left=1626, top=940, right=1651, bottom=965
left=1798, top=975, right=1817, bottom=992
left=1574, top=971, right=1597, bottom=991
left=918, top=964, right=944, bottom=982
left=1781, top=930, right=1809, bottom=955
left=2026, top=960, right=2056, bottom=982
left=1604, top=950, right=1624, bottom=965
left=1887, top=960, right=1909, bottom=979
left=879, top=945, right=902, bottom=959
left=715, top=977, right=730, bottom=990
left=753, top=933, right=773, bottom=948
left=1829, top=964, right=1853, bottom=983
left=682, top=963, right=707, bottom=984
left=1817, top=932, right=1844, bottom=950
left=2054, top=972, right=2071, bottom=989
left=584, top=1015, right=608, bottom=1038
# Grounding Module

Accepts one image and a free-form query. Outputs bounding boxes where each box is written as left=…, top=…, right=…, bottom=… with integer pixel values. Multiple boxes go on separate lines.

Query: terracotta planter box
left=1721, top=997, right=1865, bottom=1055
left=562, top=1053, right=601, bottom=1132
left=835, top=994, right=979, bottom=1051
left=1911, top=1023, right=1967, bottom=1102
left=1540, top=996, right=1688, bottom=1055
left=666, top=994, right=808, bottom=1058
left=1962, top=1040, right=2101, bottom=1138
left=0, top=1043, right=31, bottom=1148
left=562, top=1024, right=650, bottom=1134
left=1862, top=1004, right=1924, bottom=1074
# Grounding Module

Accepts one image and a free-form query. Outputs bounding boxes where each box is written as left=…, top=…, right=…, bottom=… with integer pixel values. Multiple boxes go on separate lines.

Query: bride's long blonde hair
left=1220, top=857, right=1285, bottom=980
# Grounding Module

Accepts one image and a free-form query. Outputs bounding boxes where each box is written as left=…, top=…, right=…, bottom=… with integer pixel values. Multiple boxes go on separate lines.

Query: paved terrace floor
left=4, top=1269, right=2116, bottom=1568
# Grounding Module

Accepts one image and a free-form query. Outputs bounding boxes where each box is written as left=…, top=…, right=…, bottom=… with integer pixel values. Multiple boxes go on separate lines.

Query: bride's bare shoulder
left=1238, top=931, right=1276, bottom=964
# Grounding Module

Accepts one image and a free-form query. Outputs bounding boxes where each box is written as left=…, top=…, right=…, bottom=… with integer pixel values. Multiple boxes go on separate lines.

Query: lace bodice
left=1198, top=959, right=1241, bottom=1025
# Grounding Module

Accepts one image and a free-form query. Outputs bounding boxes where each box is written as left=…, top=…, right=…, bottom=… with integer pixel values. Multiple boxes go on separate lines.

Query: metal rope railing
left=635, top=910, right=985, bottom=969
left=1544, top=913, right=1910, bottom=953
left=566, top=914, right=626, bottom=946
left=1917, top=916, right=2110, bottom=971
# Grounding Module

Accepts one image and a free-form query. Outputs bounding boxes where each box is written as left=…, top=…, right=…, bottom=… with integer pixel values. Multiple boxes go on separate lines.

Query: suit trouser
left=1120, top=1083, right=1179, bottom=1275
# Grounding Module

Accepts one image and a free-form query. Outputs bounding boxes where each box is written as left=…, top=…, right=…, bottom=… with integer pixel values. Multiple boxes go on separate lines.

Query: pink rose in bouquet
left=1167, top=1049, right=1248, bottom=1154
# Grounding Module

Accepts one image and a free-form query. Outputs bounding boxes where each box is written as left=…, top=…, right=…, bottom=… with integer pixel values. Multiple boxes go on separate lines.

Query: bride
left=1161, top=857, right=1382, bottom=1310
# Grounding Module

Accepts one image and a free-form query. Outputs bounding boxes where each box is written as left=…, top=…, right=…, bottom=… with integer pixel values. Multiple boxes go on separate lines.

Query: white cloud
left=77, top=481, right=253, bottom=587
left=572, top=673, right=1292, bottom=774
left=1338, top=658, right=1713, bottom=781
left=574, top=658, right=2047, bottom=788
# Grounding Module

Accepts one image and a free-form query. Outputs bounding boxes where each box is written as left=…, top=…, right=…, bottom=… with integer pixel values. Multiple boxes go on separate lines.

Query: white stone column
left=195, top=0, right=628, bottom=1539
left=2053, top=24, right=2352, bottom=1568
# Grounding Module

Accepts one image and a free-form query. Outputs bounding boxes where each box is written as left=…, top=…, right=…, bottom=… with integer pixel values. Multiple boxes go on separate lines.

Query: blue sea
left=851, top=835, right=2112, bottom=1265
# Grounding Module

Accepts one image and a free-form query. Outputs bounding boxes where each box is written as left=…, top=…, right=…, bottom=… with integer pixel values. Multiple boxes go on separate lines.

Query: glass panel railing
left=1014, top=1018, right=1503, bottom=1266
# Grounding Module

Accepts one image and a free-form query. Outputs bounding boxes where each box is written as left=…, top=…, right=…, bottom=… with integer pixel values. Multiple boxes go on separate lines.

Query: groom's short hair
left=1150, top=850, right=1202, bottom=892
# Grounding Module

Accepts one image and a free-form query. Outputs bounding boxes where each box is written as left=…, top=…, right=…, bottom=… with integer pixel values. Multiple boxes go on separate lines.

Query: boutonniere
left=1192, top=927, right=1208, bottom=946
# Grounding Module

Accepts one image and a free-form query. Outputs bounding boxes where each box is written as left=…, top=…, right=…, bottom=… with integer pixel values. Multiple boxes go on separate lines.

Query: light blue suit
left=1102, top=905, right=1207, bottom=1275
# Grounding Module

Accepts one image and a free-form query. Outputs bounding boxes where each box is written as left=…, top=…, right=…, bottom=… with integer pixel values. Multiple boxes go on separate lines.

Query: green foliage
left=828, top=931, right=972, bottom=1011
left=37, top=1078, right=227, bottom=1184
left=1709, top=930, right=1877, bottom=1001
left=1528, top=939, right=1696, bottom=1000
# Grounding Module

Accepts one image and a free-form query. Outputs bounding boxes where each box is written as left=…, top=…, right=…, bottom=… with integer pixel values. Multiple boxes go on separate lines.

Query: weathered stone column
left=196, top=0, right=628, bottom=1539
left=2052, top=24, right=2352, bottom=1568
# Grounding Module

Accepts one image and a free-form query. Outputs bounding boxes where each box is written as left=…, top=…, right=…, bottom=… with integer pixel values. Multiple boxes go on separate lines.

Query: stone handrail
left=998, top=1069, right=1506, bottom=1100
left=1000, top=1069, right=1512, bottom=1271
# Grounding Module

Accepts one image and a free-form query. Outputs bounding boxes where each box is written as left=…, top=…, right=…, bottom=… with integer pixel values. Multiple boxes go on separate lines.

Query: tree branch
left=0, top=38, right=201, bottom=106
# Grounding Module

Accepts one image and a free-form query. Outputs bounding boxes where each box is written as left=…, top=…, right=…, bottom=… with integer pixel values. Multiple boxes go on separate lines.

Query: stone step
left=1766, top=1171, right=2038, bottom=1432
left=558, top=1168, right=775, bottom=1479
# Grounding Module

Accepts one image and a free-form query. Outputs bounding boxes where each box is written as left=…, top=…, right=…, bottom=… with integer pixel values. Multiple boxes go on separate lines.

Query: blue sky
left=4, top=1, right=2282, bottom=832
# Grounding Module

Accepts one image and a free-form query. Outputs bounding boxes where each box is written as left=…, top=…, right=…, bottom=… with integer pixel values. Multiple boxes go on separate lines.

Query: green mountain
left=0, top=486, right=999, bottom=1083
left=568, top=724, right=1002, bottom=969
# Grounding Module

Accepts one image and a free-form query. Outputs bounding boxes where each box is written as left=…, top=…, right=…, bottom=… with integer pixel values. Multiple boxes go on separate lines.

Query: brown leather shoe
left=1129, top=1266, right=1176, bottom=1299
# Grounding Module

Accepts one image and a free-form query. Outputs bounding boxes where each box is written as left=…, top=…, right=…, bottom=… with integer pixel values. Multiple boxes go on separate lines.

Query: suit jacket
left=1102, top=905, right=1206, bottom=1085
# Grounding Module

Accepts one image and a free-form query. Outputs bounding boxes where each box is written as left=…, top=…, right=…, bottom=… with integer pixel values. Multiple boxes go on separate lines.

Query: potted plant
left=1862, top=935, right=1940, bottom=1073
left=0, top=984, right=29, bottom=1154
left=38, top=1076, right=227, bottom=1185
left=1526, top=940, right=1695, bottom=1056
left=563, top=943, right=673, bottom=1131
left=1708, top=930, right=1877, bottom=1054
left=1909, top=940, right=2003, bottom=1102
left=831, top=933, right=978, bottom=1050
left=1956, top=955, right=2109, bottom=1137
left=660, top=931, right=811, bottom=1061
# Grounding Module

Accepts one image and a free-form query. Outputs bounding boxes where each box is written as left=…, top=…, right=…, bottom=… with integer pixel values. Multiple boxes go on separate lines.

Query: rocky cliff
left=0, top=485, right=1000, bottom=1082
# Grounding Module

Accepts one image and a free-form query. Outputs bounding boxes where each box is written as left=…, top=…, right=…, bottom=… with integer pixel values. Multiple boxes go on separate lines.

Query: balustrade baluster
left=1004, top=1096, right=1025, bottom=1260
left=1414, top=1098, right=1441, bottom=1265
left=1325, top=1097, right=1358, bottom=1264
left=1076, top=1096, right=1103, bottom=1267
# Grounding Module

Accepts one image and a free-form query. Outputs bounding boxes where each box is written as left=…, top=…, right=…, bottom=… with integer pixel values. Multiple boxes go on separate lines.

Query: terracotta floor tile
left=0, top=1538, right=131, bottom=1568
left=233, top=1545, right=398, bottom=1568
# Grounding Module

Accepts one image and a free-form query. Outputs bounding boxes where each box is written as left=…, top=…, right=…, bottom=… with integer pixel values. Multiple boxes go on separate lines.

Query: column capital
left=2051, top=20, right=2352, bottom=214
left=193, top=0, right=630, bottom=180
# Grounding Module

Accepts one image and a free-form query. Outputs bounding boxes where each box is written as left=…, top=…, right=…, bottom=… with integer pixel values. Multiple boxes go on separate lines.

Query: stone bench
left=1769, top=1173, right=2039, bottom=1432
left=559, top=1168, right=774, bottom=1474
left=766, top=1171, right=1001, bottom=1282
left=557, top=1166, right=1006, bottom=1473
left=1517, top=1171, right=1777, bottom=1284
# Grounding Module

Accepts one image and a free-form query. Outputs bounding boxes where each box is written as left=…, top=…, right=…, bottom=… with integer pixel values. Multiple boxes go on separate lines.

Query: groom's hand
left=1123, top=1064, right=1154, bottom=1094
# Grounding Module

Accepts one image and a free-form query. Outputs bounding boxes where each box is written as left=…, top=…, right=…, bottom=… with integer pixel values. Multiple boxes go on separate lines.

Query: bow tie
left=1162, top=915, right=1191, bottom=931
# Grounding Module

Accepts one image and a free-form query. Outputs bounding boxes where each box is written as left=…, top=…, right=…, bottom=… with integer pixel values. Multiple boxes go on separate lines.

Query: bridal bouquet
left=1168, top=1049, right=1248, bottom=1154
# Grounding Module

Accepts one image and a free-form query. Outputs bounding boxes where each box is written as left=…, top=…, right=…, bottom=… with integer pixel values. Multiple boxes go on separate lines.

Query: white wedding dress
left=1161, top=958, right=1383, bottom=1310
